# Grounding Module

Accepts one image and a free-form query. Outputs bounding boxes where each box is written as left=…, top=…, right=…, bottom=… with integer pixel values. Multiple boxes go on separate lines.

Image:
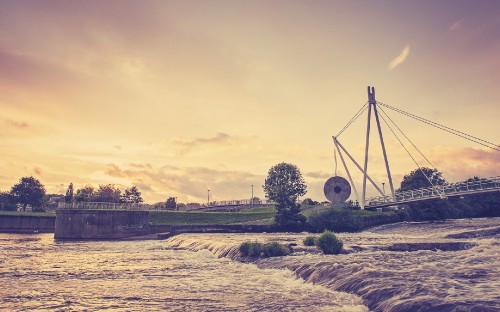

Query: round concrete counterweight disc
left=324, top=176, right=351, bottom=203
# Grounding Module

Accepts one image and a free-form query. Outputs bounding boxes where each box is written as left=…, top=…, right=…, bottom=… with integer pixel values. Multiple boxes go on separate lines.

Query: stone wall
left=55, top=210, right=151, bottom=240
left=0, top=215, right=56, bottom=233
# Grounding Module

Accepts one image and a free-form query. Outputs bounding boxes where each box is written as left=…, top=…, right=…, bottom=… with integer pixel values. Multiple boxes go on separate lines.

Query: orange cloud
left=431, top=147, right=500, bottom=181
left=169, top=133, right=234, bottom=155
left=5, top=119, right=29, bottom=128
left=104, top=163, right=263, bottom=203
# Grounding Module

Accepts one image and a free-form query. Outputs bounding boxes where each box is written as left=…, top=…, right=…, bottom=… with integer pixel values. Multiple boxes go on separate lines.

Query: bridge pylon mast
left=362, top=87, right=396, bottom=207
left=362, top=88, right=373, bottom=208
left=370, top=87, right=396, bottom=200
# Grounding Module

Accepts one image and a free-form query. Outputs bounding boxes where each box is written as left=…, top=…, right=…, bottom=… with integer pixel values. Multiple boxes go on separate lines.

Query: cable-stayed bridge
left=326, top=86, right=500, bottom=210
left=365, top=176, right=500, bottom=209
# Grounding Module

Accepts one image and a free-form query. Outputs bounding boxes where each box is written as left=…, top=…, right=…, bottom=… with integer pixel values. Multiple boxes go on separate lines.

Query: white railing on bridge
left=57, top=198, right=274, bottom=211
left=58, top=202, right=156, bottom=210
left=367, top=176, right=500, bottom=207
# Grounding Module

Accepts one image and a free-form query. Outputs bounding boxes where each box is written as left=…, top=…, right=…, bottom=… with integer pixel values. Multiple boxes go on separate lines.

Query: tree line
left=0, top=177, right=144, bottom=212
left=66, top=183, right=143, bottom=204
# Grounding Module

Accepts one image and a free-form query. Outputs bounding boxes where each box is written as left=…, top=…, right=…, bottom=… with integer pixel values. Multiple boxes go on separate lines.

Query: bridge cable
left=377, top=101, right=498, bottom=148
left=334, top=146, right=338, bottom=176
left=378, top=111, right=439, bottom=192
left=378, top=106, right=438, bottom=171
left=336, top=102, right=369, bottom=137
left=377, top=102, right=500, bottom=151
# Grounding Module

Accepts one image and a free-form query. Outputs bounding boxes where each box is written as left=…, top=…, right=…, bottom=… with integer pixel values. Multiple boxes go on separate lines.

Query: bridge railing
left=367, top=176, right=500, bottom=206
left=58, top=202, right=158, bottom=210
left=57, top=199, right=275, bottom=211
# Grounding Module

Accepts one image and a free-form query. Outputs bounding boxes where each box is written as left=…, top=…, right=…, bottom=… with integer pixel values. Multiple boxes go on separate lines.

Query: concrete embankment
left=0, top=214, right=55, bottom=233
left=55, top=209, right=275, bottom=240
left=55, top=209, right=151, bottom=240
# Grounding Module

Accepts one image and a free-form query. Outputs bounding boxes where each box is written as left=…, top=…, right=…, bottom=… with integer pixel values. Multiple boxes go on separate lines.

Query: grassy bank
left=149, top=205, right=327, bottom=226
left=149, top=209, right=274, bottom=225
left=0, top=211, right=55, bottom=218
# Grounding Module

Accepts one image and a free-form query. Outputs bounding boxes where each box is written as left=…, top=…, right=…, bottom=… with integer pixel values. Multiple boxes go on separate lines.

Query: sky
left=1, top=0, right=499, bottom=204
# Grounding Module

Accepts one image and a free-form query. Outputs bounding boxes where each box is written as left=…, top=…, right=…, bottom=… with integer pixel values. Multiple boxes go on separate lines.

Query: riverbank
left=0, top=212, right=55, bottom=233
left=163, top=218, right=500, bottom=311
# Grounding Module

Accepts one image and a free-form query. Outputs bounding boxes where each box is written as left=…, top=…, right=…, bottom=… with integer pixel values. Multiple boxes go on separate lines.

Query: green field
left=149, top=210, right=274, bottom=225
left=149, top=204, right=330, bottom=225
left=0, top=211, right=55, bottom=217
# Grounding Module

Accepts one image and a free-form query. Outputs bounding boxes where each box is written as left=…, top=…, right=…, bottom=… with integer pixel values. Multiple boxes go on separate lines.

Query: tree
left=65, top=183, right=74, bottom=203
left=398, top=167, right=446, bottom=192
left=165, top=197, right=177, bottom=209
left=301, top=198, right=318, bottom=205
left=250, top=196, right=261, bottom=205
left=0, top=191, right=16, bottom=211
left=94, top=184, right=121, bottom=203
left=398, top=167, right=447, bottom=220
left=121, top=186, right=143, bottom=203
left=263, top=162, right=307, bottom=229
left=10, top=176, right=46, bottom=212
left=75, top=186, right=95, bottom=203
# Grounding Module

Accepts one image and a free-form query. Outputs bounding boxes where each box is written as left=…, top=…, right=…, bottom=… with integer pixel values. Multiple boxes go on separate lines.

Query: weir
left=54, top=209, right=275, bottom=240
left=0, top=214, right=55, bottom=233
left=55, top=209, right=151, bottom=240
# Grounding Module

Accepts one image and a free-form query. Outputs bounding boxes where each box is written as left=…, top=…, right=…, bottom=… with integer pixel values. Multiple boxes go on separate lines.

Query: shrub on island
left=315, top=231, right=343, bottom=255
left=303, top=236, right=317, bottom=246
left=239, top=241, right=290, bottom=258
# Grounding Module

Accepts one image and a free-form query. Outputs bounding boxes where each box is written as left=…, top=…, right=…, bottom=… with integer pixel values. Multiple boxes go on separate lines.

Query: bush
left=316, top=231, right=343, bottom=255
left=239, top=241, right=262, bottom=257
left=303, top=236, right=317, bottom=246
left=262, top=242, right=290, bottom=257
left=307, top=208, right=362, bottom=233
left=239, top=241, right=290, bottom=258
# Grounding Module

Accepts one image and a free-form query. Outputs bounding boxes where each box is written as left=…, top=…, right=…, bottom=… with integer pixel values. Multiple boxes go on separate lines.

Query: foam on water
left=0, top=233, right=367, bottom=311
left=165, top=218, right=500, bottom=311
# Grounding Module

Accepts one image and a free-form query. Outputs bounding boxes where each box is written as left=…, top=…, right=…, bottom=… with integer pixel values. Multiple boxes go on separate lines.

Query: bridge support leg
left=372, top=90, right=396, bottom=200
left=362, top=87, right=374, bottom=208
left=335, top=138, right=384, bottom=196
left=333, top=136, right=362, bottom=209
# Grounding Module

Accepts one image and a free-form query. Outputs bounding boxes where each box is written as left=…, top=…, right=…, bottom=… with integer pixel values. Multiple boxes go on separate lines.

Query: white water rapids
left=0, top=218, right=497, bottom=311
left=165, top=218, right=500, bottom=311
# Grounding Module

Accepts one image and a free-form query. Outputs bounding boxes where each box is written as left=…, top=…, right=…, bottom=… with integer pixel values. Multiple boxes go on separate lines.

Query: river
left=1, top=218, right=498, bottom=311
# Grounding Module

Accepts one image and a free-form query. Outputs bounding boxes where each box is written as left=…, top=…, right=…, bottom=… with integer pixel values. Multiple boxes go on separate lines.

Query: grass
left=0, top=211, right=55, bottom=217
left=149, top=204, right=391, bottom=227
left=305, top=205, right=390, bottom=217
left=148, top=204, right=327, bottom=226
left=149, top=210, right=275, bottom=225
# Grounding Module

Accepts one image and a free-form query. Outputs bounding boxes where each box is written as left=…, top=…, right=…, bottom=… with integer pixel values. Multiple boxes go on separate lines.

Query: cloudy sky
left=1, top=0, right=499, bottom=203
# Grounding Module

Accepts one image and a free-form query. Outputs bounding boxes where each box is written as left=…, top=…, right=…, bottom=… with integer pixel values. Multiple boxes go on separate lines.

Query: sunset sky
left=1, top=1, right=499, bottom=203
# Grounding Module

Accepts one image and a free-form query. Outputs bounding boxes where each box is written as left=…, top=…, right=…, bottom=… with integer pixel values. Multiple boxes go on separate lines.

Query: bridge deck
left=367, top=176, right=500, bottom=209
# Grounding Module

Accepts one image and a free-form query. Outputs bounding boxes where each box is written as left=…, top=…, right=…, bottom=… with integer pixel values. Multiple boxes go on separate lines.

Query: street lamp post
left=382, top=183, right=386, bottom=202
left=251, top=185, right=254, bottom=207
left=175, top=197, right=178, bottom=210
left=207, top=189, right=210, bottom=207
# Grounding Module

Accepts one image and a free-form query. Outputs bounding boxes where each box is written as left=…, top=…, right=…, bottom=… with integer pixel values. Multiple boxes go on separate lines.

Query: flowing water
left=0, top=234, right=365, bottom=311
left=1, top=218, right=499, bottom=311
left=166, top=218, right=500, bottom=311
